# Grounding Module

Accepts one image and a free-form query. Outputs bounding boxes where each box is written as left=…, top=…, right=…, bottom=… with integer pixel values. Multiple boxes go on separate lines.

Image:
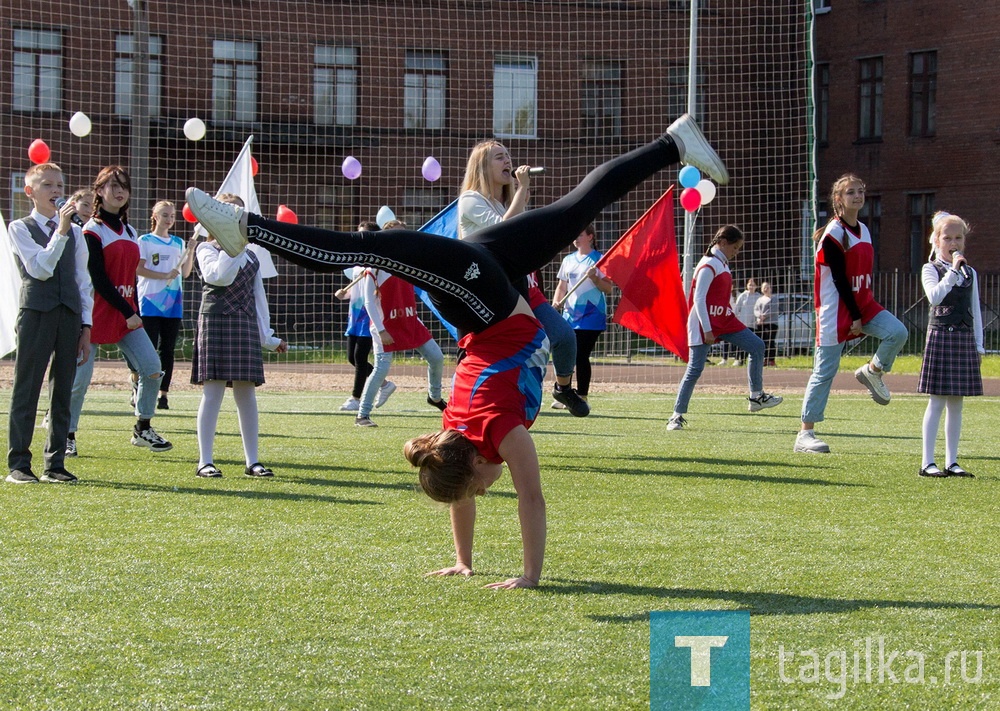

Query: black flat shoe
left=945, top=463, right=974, bottom=478
left=245, top=462, right=274, bottom=477
left=196, top=463, right=223, bottom=478
left=919, top=463, right=947, bottom=478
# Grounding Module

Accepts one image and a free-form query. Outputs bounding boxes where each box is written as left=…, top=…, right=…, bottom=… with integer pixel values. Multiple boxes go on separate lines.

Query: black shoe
left=41, top=467, right=78, bottom=483
left=196, top=463, right=223, bottom=478
left=6, top=469, right=39, bottom=484
left=245, top=462, right=274, bottom=477
left=919, top=463, right=948, bottom=478
left=552, top=385, right=590, bottom=417
left=945, top=463, right=974, bottom=478
left=157, top=395, right=169, bottom=410
left=427, top=396, right=447, bottom=411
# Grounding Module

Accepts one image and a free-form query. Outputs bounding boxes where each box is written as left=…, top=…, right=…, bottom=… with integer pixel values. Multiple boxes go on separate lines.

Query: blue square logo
left=650, top=611, right=750, bottom=710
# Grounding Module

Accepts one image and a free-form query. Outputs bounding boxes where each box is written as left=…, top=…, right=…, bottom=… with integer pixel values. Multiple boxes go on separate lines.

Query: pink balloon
left=28, top=138, right=51, bottom=164
left=421, top=156, right=442, bottom=182
left=276, top=205, right=298, bottom=224
left=680, top=187, right=702, bottom=213
left=341, top=156, right=362, bottom=180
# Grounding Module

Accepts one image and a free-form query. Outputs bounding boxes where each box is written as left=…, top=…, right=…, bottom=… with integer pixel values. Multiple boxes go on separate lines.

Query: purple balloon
left=421, top=156, right=442, bottom=182
left=342, top=156, right=362, bottom=180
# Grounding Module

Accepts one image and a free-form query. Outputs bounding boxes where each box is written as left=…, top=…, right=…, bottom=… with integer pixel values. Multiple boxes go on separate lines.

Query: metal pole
left=682, top=0, right=700, bottom=293
left=129, top=0, right=150, bottom=218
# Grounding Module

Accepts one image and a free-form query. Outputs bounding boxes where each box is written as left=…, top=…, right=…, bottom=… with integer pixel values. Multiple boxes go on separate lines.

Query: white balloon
left=376, top=205, right=396, bottom=228
left=695, top=178, right=717, bottom=205
left=69, top=111, right=92, bottom=138
left=183, top=117, right=207, bottom=141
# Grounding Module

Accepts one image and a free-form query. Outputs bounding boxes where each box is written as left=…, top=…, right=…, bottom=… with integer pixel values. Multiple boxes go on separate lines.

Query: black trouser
left=347, top=335, right=374, bottom=398
left=141, top=315, right=181, bottom=392
left=246, top=135, right=680, bottom=334
left=573, top=329, right=604, bottom=397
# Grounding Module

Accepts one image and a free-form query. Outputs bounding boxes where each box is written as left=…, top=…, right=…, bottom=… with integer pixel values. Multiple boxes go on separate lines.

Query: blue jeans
left=801, top=309, right=908, bottom=424
left=672, top=328, right=765, bottom=414
left=358, top=338, right=444, bottom=417
left=69, top=328, right=163, bottom=432
left=533, top=301, right=576, bottom=379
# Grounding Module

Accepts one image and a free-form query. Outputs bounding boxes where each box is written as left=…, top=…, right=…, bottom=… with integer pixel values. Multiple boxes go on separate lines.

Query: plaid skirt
left=917, top=326, right=982, bottom=396
left=191, top=310, right=265, bottom=386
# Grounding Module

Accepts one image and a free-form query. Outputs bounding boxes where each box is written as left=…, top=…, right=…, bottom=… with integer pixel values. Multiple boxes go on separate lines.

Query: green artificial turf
left=1, top=388, right=996, bottom=709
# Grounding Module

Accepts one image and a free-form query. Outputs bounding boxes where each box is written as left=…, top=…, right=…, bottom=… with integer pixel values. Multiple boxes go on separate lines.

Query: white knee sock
left=943, top=396, right=963, bottom=467
left=922, top=396, right=946, bottom=468
left=232, top=381, right=260, bottom=466
left=198, top=381, right=226, bottom=467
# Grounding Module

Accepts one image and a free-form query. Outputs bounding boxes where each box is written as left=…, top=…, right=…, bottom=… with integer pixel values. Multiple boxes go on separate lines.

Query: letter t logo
left=674, top=635, right=729, bottom=686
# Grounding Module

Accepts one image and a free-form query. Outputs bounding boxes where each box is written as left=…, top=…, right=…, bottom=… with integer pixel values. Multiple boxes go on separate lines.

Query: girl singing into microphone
left=917, top=212, right=982, bottom=478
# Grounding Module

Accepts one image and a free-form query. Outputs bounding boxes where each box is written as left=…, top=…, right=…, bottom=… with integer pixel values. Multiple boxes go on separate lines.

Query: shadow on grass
left=82, top=478, right=382, bottom=505
left=546, top=455, right=863, bottom=487
left=536, top=579, right=1000, bottom=619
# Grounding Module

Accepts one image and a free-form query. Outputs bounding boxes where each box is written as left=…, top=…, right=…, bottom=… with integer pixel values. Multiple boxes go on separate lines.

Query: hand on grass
left=425, top=564, right=473, bottom=578
left=484, top=576, right=538, bottom=590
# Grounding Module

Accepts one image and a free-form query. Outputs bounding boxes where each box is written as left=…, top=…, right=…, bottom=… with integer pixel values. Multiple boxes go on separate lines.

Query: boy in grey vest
left=6, top=163, right=94, bottom=483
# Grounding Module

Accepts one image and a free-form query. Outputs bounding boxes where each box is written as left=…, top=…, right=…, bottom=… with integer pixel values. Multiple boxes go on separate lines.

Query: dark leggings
left=347, top=335, right=374, bottom=398
left=246, top=135, right=679, bottom=334
left=141, top=315, right=180, bottom=392
left=573, top=329, right=604, bottom=397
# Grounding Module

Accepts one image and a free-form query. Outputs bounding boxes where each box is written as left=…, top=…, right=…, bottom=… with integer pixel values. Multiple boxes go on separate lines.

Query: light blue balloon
left=678, top=165, right=701, bottom=188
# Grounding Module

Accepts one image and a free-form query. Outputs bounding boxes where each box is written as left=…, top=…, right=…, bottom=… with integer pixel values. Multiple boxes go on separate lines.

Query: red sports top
left=814, top=219, right=885, bottom=346
left=686, top=251, right=744, bottom=346
left=374, top=273, right=433, bottom=352
left=87, top=220, right=140, bottom=345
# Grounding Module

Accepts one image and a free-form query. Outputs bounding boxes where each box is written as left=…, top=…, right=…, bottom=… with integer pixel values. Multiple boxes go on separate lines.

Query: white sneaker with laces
left=855, top=364, right=890, bottom=405
left=667, top=414, right=687, bottom=431
left=375, top=381, right=397, bottom=409
left=131, top=426, right=173, bottom=452
left=65, top=438, right=78, bottom=457
left=748, top=392, right=783, bottom=412
left=339, top=397, right=361, bottom=412
left=185, top=187, right=248, bottom=257
left=665, top=114, right=730, bottom=185
left=794, top=430, right=830, bottom=454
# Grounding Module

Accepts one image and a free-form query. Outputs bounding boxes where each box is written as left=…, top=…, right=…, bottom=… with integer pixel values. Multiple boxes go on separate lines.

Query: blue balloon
left=679, top=165, right=701, bottom=188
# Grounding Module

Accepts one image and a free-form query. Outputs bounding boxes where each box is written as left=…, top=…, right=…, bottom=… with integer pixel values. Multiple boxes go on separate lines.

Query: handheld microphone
left=54, top=197, right=85, bottom=227
left=954, top=251, right=973, bottom=281
left=527, top=167, right=546, bottom=176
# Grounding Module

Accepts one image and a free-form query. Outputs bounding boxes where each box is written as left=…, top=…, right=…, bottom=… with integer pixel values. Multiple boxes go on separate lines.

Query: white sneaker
left=794, top=430, right=830, bottom=454
left=748, top=392, right=783, bottom=412
left=716, top=358, right=728, bottom=367
left=375, top=380, right=397, bottom=409
left=667, top=414, right=687, bottom=431
left=131, top=425, right=173, bottom=452
left=185, top=187, right=248, bottom=257
left=666, top=113, right=730, bottom=185
left=339, top=397, right=360, bottom=412
left=550, top=400, right=567, bottom=410
left=855, top=364, right=890, bottom=405
left=731, top=359, right=743, bottom=367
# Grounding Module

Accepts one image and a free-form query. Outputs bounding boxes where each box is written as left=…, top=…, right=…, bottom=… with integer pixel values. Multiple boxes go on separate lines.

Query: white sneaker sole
left=667, top=114, right=730, bottom=185
left=855, top=368, right=891, bottom=405
left=186, top=187, right=248, bottom=258
left=793, top=442, right=830, bottom=454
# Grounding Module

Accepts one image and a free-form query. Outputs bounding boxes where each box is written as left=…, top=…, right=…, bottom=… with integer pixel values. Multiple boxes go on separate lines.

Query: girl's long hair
left=91, top=165, right=132, bottom=225
left=812, top=173, right=865, bottom=243
left=461, top=140, right=514, bottom=207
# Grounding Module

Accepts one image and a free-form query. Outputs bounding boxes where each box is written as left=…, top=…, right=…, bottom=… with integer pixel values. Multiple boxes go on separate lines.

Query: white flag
left=0, top=208, right=25, bottom=357
left=195, top=135, right=278, bottom=278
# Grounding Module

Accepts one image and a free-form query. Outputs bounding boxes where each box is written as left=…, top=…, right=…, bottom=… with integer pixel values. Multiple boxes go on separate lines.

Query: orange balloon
left=182, top=203, right=197, bottom=223
left=28, top=139, right=51, bottom=164
left=276, top=204, right=298, bottom=224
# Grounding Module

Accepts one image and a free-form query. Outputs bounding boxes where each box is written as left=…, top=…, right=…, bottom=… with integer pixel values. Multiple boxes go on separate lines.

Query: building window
left=814, top=0, right=832, bottom=13
left=858, top=56, right=883, bottom=140
left=815, top=63, right=830, bottom=145
left=581, top=60, right=622, bottom=138
left=908, top=193, right=935, bottom=272
left=213, top=40, right=258, bottom=122
left=860, top=195, right=881, bottom=271
left=909, top=51, right=936, bottom=137
left=13, top=29, right=62, bottom=113
left=494, top=55, right=537, bottom=138
left=404, top=50, right=447, bottom=130
left=314, top=46, right=358, bottom=126
left=115, top=34, right=163, bottom=119
left=402, top=187, right=449, bottom=231
left=316, top=183, right=358, bottom=231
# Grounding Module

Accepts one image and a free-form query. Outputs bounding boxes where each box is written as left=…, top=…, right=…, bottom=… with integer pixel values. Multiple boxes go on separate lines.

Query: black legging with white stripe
left=246, top=135, right=680, bottom=334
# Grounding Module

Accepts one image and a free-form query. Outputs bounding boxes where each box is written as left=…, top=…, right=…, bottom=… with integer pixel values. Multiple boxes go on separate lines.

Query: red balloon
left=182, top=203, right=197, bottom=223
left=680, top=187, right=702, bottom=213
left=251, top=156, right=259, bottom=176
left=276, top=204, right=298, bottom=224
left=28, top=139, right=51, bottom=164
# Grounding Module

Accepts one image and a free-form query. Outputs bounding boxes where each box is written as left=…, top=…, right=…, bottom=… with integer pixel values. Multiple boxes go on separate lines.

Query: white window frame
left=13, top=29, right=62, bottom=114
left=404, top=50, right=447, bottom=130
left=212, top=40, right=258, bottom=122
left=493, top=55, right=538, bottom=139
left=115, top=34, right=163, bottom=119
left=314, top=45, right=358, bottom=126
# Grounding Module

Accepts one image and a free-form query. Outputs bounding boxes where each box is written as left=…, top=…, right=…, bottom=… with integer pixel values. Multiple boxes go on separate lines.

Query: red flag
left=596, top=186, right=689, bottom=361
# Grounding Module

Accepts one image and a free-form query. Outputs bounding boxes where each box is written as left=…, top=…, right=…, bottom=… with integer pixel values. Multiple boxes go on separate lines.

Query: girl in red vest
left=795, top=174, right=908, bottom=454
left=667, top=225, right=783, bottom=430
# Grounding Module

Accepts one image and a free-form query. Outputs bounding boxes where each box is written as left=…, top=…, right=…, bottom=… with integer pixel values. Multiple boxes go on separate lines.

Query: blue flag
left=415, top=199, right=459, bottom=341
